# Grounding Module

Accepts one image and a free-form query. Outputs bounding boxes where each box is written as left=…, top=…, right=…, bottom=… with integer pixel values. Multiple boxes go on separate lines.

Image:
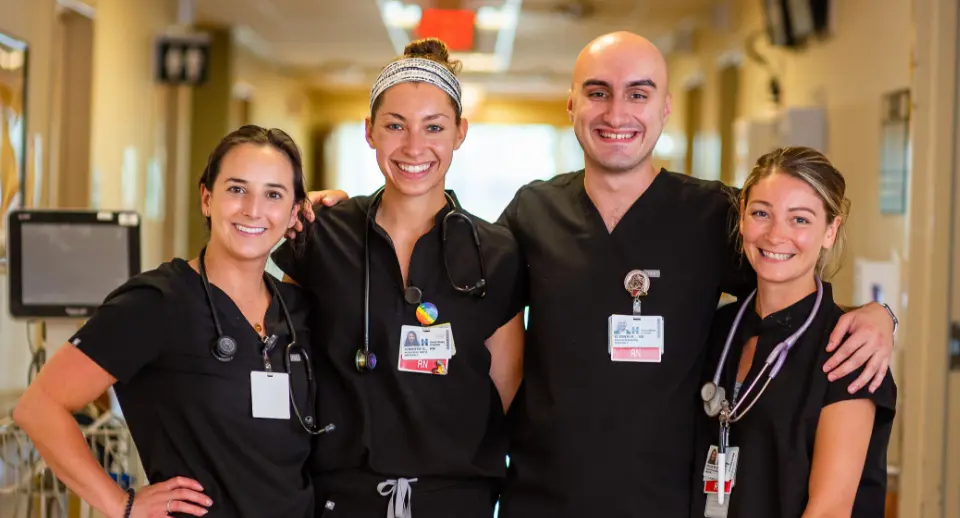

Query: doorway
left=51, top=7, right=94, bottom=209
left=717, top=64, right=740, bottom=186
left=683, top=83, right=703, bottom=176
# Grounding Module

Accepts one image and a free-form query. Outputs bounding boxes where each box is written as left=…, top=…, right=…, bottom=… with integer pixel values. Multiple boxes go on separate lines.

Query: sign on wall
left=879, top=89, right=911, bottom=215
left=155, top=33, right=210, bottom=86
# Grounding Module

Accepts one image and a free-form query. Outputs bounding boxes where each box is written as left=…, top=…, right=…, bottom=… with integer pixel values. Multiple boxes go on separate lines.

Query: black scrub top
left=71, top=259, right=315, bottom=518
left=692, top=282, right=896, bottom=518
left=496, top=169, right=753, bottom=518
left=270, top=190, right=523, bottom=483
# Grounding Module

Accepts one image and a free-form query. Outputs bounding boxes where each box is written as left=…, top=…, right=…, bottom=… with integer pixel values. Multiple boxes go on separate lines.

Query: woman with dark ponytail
left=272, top=39, right=524, bottom=517
left=14, top=125, right=319, bottom=518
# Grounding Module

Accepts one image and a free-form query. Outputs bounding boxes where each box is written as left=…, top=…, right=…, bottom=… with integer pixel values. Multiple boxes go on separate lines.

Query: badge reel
left=607, top=269, right=664, bottom=363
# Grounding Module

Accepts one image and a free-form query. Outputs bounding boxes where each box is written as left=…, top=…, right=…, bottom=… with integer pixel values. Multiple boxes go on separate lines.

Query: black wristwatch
left=880, top=302, right=899, bottom=335
left=123, top=488, right=136, bottom=518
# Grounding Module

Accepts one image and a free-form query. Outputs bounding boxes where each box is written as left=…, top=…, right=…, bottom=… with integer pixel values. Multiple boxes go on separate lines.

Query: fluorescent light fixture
left=0, top=48, right=25, bottom=71
left=0, top=33, right=27, bottom=51
left=476, top=5, right=509, bottom=31
left=492, top=0, right=521, bottom=71
left=382, top=0, right=422, bottom=29
left=57, top=0, right=96, bottom=19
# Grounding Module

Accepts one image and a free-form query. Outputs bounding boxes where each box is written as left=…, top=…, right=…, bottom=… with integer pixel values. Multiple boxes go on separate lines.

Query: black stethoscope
left=698, top=277, right=822, bottom=503
left=354, top=187, right=487, bottom=372
left=200, top=247, right=334, bottom=435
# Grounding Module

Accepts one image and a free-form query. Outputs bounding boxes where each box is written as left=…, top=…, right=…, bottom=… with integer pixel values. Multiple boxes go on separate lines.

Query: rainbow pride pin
left=416, top=302, right=438, bottom=325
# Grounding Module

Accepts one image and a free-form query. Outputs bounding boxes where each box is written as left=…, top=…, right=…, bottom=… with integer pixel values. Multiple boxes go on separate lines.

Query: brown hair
left=199, top=125, right=309, bottom=249
left=370, top=37, right=463, bottom=124
left=736, top=146, right=851, bottom=279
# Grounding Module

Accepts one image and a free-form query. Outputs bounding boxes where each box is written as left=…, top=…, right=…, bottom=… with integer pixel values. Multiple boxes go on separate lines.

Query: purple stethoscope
left=699, top=277, right=823, bottom=503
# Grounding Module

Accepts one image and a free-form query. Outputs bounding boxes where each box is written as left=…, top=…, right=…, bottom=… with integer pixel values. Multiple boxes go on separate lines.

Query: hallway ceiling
left=195, top=0, right=722, bottom=96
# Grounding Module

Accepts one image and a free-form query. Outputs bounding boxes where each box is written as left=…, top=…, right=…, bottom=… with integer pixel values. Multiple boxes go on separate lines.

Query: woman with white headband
left=272, top=38, right=525, bottom=517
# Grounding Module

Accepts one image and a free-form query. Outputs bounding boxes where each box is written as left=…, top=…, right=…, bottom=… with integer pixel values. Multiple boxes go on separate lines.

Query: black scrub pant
left=316, top=470, right=498, bottom=518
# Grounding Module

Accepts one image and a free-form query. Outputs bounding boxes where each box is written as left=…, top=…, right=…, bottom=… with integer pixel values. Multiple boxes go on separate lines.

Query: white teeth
left=761, top=249, right=793, bottom=261
left=397, top=163, right=431, bottom=173
left=235, top=224, right=265, bottom=235
left=600, top=131, right=635, bottom=140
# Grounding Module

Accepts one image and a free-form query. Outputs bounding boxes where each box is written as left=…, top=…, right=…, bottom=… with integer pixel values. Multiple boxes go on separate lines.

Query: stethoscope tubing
left=709, top=277, right=824, bottom=422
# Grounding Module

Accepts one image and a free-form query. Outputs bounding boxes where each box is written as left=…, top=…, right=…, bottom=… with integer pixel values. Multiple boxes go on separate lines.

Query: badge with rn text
left=608, top=268, right=664, bottom=362
left=397, top=324, right=454, bottom=375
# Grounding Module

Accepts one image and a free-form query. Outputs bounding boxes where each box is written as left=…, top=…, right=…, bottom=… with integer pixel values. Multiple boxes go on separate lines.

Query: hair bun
left=404, top=37, right=449, bottom=60
left=402, top=38, right=462, bottom=75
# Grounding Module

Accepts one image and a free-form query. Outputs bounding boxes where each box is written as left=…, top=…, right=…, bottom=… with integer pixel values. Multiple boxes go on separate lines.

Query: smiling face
left=201, top=143, right=299, bottom=262
left=366, top=81, right=467, bottom=199
left=740, top=172, right=841, bottom=286
left=568, top=32, right=672, bottom=176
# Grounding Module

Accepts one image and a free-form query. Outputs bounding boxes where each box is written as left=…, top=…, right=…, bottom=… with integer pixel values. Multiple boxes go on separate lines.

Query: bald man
left=494, top=31, right=896, bottom=516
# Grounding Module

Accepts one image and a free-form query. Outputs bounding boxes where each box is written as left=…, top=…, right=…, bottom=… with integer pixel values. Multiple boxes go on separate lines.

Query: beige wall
left=667, top=0, right=912, bottom=307
left=232, top=44, right=314, bottom=186
left=185, top=33, right=315, bottom=254
left=0, top=0, right=57, bottom=397
left=89, top=0, right=182, bottom=271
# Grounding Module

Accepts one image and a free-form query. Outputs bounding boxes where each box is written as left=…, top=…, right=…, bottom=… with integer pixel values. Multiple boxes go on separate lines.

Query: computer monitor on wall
left=764, top=0, right=831, bottom=48
left=7, top=210, right=141, bottom=319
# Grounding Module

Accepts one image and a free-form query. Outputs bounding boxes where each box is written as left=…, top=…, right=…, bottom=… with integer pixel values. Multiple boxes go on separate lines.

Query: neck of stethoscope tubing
left=728, top=375, right=774, bottom=423
left=361, top=188, right=461, bottom=355
left=712, top=289, right=757, bottom=386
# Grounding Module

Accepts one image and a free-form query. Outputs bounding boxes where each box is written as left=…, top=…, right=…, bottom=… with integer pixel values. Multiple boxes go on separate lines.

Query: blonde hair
left=735, top=146, right=851, bottom=279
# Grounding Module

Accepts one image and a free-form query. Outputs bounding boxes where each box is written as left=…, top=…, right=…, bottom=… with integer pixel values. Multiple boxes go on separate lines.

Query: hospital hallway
left=1, top=0, right=959, bottom=517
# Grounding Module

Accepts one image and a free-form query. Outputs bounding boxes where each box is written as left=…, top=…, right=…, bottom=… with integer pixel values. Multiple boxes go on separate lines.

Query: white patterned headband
left=369, top=57, right=462, bottom=114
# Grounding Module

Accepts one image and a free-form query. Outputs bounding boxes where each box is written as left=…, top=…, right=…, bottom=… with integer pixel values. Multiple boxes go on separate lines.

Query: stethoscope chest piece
left=701, top=382, right=725, bottom=417
left=212, top=335, right=238, bottom=362
left=355, top=349, right=377, bottom=372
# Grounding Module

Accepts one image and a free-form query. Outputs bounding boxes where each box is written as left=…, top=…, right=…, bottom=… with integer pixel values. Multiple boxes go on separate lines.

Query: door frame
left=900, top=0, right=959, bottom=516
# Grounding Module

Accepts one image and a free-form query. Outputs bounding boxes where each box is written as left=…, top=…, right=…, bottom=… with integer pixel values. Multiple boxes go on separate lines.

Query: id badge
left=607, top=314, right=664, bottom=362
left=703, top=445, right=739, bottom=494
left=397, top=324, right=453, bottom=375
left=250, top=371, right=290, bottom=420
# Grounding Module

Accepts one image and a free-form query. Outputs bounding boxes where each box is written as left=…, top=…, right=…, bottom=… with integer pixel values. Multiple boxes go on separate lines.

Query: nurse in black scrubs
left=695, top=147, right=896, bottom=517
left=14, top=125, right=320, bottom=518
left=271, top=38, right=524, bottom=518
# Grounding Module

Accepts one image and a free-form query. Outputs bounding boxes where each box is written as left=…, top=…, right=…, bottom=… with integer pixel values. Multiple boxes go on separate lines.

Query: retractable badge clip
left=624, top=270, right=650, bottom=315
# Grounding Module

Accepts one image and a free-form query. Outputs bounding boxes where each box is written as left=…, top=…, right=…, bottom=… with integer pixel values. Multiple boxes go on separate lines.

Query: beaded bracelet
left=123, top=488, right=136, bottom=518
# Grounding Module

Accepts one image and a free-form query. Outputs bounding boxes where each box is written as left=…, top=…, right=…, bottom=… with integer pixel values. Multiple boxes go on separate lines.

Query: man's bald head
left=566, top=31, right=672, bottom=177
left=572, top=31, right=669, bottom=93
